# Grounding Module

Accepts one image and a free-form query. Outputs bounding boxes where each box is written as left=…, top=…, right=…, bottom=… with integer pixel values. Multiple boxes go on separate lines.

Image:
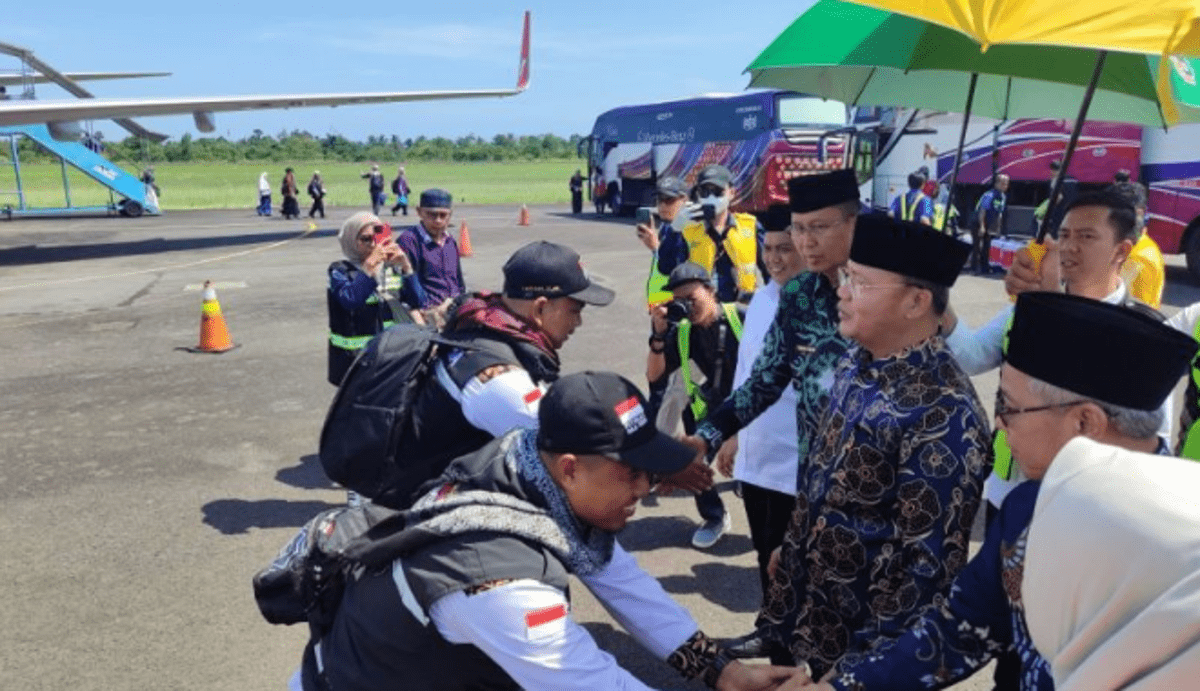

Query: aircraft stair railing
left=0, top=123, right=156, bottom=218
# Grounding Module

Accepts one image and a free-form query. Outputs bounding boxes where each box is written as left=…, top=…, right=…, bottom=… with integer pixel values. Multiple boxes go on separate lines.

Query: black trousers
left=740, top=482, right=795, bottom=597
left=571, top=191, right=583, bottom=214
left=972, top=227, right=993, bottom=272
left=309, top=197, right=325, bottom=218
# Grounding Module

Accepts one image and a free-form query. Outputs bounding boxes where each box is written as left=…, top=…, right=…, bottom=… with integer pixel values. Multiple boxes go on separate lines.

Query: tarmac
left=3, top=205, right=1198, bottom=690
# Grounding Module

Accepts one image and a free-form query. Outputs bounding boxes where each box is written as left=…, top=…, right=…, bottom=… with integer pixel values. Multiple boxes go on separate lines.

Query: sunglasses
left=359, top=223, right=392, bottom=243
left=696, top=184, right=726, bottom=197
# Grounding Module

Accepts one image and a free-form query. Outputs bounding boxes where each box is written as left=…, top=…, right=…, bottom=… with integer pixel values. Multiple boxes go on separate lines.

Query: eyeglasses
left=836, top=267, right=907, bottom=299
left=993, top=390, right=1087, bottom=426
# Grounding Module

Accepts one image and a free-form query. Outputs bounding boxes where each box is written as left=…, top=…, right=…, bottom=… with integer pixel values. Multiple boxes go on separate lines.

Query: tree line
left=17, top=129, right=586, bottom=164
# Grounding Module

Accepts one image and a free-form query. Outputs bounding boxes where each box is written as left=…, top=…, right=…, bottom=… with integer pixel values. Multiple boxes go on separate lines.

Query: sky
left=3, top=1, right=816, bottom=143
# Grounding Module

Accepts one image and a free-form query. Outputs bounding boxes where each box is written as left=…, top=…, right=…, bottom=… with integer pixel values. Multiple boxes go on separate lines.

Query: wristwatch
left=703, top=649, right=734, bottom=688
left=648, top=332, right=667, bottom=353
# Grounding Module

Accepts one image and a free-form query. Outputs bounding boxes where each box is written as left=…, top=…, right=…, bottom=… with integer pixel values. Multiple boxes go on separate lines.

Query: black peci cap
left=788, top=169, right=861, bottom=213
left=762, top=203, right=793, bottom=232
left=1007, top=292, right=1197, bottom=411
left=502, top=241, right=615, bottom=305
left=849, top=213, right=970, bottom=287
left=538, top=372, right=696, bottom=474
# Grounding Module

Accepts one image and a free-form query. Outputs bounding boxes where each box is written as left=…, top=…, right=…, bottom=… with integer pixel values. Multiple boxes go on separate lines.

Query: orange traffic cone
left=459, top=220, right=474, bottom=257
left=186, top=281, right=238, bottom=353
left=518, top=204, right=531, bottom=226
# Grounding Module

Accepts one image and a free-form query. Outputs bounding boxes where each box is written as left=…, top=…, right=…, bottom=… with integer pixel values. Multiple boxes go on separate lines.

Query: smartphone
left=373, top=223, right=392, bottom=244
left=635, top=207, right=657, bottom=226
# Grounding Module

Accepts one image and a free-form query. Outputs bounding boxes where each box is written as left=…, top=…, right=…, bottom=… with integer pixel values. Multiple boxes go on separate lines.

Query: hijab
left=1024, top=436, right=1200, bottom=690
left=338, top=211, right=380, bottom=266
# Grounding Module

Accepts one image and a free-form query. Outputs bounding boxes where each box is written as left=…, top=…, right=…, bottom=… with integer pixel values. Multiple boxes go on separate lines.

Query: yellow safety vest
left=1121, top=233, right=1166, bottom=309
left=680, top=213, right=760, bottom=296
left=677, top=304, right=743, bottom=421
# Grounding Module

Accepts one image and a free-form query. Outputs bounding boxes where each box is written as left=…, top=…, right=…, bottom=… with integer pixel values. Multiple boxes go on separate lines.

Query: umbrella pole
left=1036, top=50, right=1109, bottom=242
left=941, top=72, right=978, bottom=234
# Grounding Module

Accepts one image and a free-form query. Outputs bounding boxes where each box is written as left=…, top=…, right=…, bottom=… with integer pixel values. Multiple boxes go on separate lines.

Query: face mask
left=698, top=194, right=729, bottom=216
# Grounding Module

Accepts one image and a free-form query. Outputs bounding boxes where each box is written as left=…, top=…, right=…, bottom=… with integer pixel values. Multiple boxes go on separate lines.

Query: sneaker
left=692, top=512, right=732, bottom=549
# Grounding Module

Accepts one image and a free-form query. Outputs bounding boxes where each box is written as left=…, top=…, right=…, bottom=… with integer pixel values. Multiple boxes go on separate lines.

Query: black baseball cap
left=656, top=176, right=688, bottom=199
left=538, top=372, right=696, bottom=474
left=503, top=241, right=615, bottom=305
left=694, top=164, right=732, bottom=191
left=664, top=262, right=713, bottom=291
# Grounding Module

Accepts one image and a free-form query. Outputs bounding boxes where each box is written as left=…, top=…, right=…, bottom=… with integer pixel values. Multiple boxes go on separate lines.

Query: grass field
left=0, top=159, right=587, bottom=211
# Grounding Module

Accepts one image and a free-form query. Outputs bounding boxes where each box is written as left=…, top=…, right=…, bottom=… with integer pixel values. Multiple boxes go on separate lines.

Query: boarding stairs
left=0, top=123, right=158, bottom=218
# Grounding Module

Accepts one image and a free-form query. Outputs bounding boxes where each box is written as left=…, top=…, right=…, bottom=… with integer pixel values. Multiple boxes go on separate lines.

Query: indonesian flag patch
left=524, top=603, right=568, bottom=641
left=614, top=395, right=648, bottom=434
left=522, top=387, right=543, bottom=408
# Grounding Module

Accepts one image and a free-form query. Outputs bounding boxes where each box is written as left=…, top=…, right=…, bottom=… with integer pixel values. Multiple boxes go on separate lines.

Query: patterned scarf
left=406, top=429, right=613, bottom=576
left=445, top=292, right=559, bottom=366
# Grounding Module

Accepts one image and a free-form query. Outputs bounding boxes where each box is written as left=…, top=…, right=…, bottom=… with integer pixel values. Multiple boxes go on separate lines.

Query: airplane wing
left=0, top=11, right=530, bottom=138
left=0, top=71, right=172, bottom=87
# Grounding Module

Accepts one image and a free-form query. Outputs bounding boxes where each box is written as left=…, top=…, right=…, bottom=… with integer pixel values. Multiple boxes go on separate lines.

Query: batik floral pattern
left=757, top=336, right=990, bottom=680
left=696, top=272, right=848, bottom=479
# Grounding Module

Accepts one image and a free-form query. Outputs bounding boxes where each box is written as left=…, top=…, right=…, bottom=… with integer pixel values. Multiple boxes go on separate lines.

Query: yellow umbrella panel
left=842, top=0, right=1200, bottom=56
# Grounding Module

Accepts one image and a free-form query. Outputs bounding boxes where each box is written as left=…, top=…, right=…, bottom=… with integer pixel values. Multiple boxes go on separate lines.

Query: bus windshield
left=776, top=95, right=847, bottom=127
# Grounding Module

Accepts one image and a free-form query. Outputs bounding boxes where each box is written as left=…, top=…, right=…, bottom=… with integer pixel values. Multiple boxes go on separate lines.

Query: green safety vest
left=646, top=252, right=671, bottom=309
left=992, top=315, right=1016, bottom=482
left=899, top=191, right=928, bottom=222
left=677, top=303, right=743, bottom=421
left=1180, top=318, right=1200, bottom=460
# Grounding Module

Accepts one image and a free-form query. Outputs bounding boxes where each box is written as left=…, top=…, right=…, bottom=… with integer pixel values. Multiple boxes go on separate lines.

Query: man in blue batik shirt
left=724, top=214, right=990, bottom=683
left=787, top=292, right=1196, bottom=691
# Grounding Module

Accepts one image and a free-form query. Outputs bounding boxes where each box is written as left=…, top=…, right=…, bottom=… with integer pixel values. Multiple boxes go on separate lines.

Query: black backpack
left=319, top=323, right=461, bottom=505
left=391, top=177, right=401, bottom=195
left=252, top=502, right=405, bottom=633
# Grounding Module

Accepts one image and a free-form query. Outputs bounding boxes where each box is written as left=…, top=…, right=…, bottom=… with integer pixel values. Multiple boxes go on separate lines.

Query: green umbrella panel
left=746, top=0, right=1200, bottom=128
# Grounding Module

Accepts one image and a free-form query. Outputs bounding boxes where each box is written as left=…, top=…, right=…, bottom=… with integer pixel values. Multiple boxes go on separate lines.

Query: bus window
left=777, top=95, right=849, bottom=127
left=854, top=133, right=876, bottom=184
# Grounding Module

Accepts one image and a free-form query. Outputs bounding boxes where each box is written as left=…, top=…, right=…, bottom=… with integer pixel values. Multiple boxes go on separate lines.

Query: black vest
left=327, top=260, right=404, bottom=385
left=399, top=328, right=560, bottom=499
left=308, top=434, right=571, bottom=691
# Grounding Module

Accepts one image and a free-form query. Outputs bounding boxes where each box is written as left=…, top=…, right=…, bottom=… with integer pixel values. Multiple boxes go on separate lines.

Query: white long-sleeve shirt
left=429, top=542, right=698, bottom=690
left=731, top=280, right=799, bottom=495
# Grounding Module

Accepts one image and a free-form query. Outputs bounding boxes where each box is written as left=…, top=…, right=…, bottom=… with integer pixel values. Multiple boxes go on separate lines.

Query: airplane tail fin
left=516, top=11, right=531, bottom=92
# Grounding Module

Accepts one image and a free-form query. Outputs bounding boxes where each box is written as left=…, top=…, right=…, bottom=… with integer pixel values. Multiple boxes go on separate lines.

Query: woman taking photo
left=327, top=211, right=426, bottom=385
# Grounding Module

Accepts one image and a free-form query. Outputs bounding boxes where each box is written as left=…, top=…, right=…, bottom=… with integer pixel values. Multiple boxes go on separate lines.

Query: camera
left=664, top=298, right=694, bottom=323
